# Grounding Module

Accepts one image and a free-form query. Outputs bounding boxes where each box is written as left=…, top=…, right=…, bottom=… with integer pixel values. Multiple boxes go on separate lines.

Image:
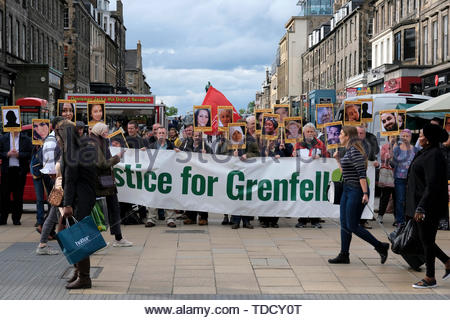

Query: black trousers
left=186, top=211, right=208, bottom=221
left=106, top=194, right=122, bottom=236
left=378, top=186, right=395, bottom=216
left=0, top=167, right=27, bottom=223
left=260, top=217, right=279, bottom=225
left=417, top=219, right=450, bottom=278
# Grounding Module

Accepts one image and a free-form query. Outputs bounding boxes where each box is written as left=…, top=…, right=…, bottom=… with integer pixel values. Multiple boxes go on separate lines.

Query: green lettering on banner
left=207, top=176, right=218, bottom=196
left=245, top=179, right=258, bottom=201
left=258, top=179, right=272, bottom=201
left=300, top=179, right=314, bottom=201
left=136, top=164, right=143, bottom=189
left=274, top=179, right=288, bottom=201
left=158, top=173, right=172, bottom=194
left=192, top=174, right=206, bottom=196
left=289, top=172, right=300, bottom=201
left=315, top=171, right=321, bottom=201
left=124, top=164, right=136, bottom=189
left=144, top=171, right=157, bottom=192
left=181, top=166, right=192, bottom=195
left=227, top=171, right=244, bottom=200
left=113, top=168, right=125, bottom=187
left=322, top=171, right=330, bottom=201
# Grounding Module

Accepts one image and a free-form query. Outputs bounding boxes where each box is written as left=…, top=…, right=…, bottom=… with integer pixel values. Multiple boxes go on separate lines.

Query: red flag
left=201, top=86, right=241, bottom=135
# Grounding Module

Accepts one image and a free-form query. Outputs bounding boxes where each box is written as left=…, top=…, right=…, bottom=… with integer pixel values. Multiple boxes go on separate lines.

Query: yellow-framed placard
left=359, top=98, right=374, bottom=123
left=344, top=101, right=362, bottom=126
left=255, top=108, right=272, bottom=135
left=193, top=105, right=212, bottom=132
left=397, top=109, right=406, bottom=131
left=284, top=117, right=303, bottom=144
left=32, top=119, right=50, bottom=145
left=325, top=121, right=343, bottom=149
left=316, top=104, right=334, bottom=128
left=2, top=106, right=21, bottom=132
left=262, top=113, right=280, bottom=141
left=108, top=127, right=129, bottom=148
left=228, top=122, right=247, bottom=150
left=273, top=104, right=290, bottom=127
left=57, top=99, right=77, bottom=122
left=380, top=110, right=400, bottom=136
left=217, top=106, right=233, bottom=132
left=87, top=101, right=106, bottom=127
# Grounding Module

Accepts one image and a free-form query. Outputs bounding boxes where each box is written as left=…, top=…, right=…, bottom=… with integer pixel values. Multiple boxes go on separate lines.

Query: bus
left=15, top=97, right=49, bottom=125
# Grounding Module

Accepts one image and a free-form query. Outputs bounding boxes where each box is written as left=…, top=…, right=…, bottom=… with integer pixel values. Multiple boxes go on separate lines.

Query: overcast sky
left=120, top=0, right=300, bottom=114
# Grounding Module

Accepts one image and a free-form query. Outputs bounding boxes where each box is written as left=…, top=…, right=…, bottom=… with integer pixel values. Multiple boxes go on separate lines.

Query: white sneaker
left=377, top=215, right=383, bottom=224
left=36, top=245, right=59, bottom=255
left=112, top=238, right=133, bottom=247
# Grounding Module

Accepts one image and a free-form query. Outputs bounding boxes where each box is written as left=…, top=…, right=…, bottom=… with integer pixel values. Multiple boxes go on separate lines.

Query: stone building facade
left=125, top=41, right=150, bottom=94
left=302, top=1, right=372, bottom=104
left=3, top=0, right=65, bottom=112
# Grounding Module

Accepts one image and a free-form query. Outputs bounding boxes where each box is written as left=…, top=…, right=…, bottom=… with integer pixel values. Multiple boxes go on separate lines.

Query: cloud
left=122, top=0, right=300, bottom=113
left=146, top=66, right=266, bottom=114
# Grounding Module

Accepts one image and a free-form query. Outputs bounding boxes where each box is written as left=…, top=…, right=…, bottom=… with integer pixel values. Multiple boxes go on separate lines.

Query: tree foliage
left=166, top=106, right=178, bottom=116
left=247, top=101, right=255, bottom=113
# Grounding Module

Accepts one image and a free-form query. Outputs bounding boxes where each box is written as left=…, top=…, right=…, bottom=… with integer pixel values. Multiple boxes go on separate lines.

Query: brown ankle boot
left=66, top=258, right=92, bottom=289
left=66, top=263, right=78, bottom=283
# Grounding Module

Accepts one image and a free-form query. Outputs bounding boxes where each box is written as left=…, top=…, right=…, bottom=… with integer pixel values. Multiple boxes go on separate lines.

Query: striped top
left=340, top=145, right=367, bottom=186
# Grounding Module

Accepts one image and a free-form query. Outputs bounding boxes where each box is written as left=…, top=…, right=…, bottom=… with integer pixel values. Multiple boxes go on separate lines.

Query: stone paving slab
left=0, top=213, right=450, bottom=299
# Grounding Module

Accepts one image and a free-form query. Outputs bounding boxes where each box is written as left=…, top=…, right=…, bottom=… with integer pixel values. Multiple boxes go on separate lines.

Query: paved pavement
left=0, top=207, right=449, bottom=300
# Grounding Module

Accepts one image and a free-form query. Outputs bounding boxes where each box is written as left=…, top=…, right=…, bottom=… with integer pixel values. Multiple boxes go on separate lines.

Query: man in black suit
left=0, top=131, right=32, bottom=225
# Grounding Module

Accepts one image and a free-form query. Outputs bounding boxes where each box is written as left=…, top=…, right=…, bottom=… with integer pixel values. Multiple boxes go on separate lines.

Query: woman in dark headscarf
left=406, top=124, right=450, bottom=288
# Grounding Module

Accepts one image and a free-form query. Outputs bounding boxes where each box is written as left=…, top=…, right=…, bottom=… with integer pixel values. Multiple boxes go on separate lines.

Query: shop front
left=422, top=70, right=450, bottom=97
left=384, top=76, right=422, bottom=94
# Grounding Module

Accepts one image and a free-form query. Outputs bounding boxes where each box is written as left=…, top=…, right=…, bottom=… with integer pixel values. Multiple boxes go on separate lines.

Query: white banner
left=112, top=148, right=375, bottom=218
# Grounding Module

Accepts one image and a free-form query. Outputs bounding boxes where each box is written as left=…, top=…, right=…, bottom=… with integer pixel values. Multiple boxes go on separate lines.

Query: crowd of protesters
left=0, top=111, right=449, bottom=290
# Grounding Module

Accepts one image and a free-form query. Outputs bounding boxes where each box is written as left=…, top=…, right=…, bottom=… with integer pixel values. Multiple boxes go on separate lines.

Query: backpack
left=30, top=147, right=44, bottom=179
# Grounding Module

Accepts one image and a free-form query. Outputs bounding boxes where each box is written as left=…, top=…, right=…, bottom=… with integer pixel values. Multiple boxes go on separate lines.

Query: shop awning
left=406, top=92, right=450, bottom=112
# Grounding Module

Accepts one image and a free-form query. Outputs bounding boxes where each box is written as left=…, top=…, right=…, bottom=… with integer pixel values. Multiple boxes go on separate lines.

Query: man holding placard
left=0, top=107, right=32, bottom=225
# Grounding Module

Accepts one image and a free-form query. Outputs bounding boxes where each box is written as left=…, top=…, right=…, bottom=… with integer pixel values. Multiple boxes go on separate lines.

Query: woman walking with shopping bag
left=56, top=120, right=97, bottom=289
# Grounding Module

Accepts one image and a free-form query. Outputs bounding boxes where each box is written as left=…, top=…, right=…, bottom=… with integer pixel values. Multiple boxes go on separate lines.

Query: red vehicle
left=15, top=97, right=49, bottom=125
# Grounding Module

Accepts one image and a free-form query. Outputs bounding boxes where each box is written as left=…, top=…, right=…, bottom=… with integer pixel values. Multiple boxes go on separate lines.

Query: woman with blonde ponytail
left=329, top=126, right=389, bottom=264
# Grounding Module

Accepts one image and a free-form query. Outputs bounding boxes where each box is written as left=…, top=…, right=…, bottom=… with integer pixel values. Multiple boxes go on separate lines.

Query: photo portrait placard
left=57, top=99, right=77, bottom=122
left=380, top=110, right=400, bottom=136
left=262, top=113, right=280, bottom=141
left=284, top=117, right=303, bottom=144
left=255, top=108, right=272, bottom=135
left=1, top=106, right=21, bottom=133
left=228, top=123, right=247, bottom=150
left=325, top=121, right=343, bottom=149
left=316, top=104, right=334, bottom=128
left=32, top=119, right=50, bottom=145
left=217, top=106, right=233, bottom=131
left=87, top=101, right=106, bottom=127
left=344, top=101, right=362, bottom=126
left=193, top=105, right=212, bottom=132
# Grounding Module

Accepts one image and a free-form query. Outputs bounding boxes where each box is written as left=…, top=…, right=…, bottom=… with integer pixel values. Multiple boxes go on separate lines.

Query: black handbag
left=390, top=220, right=423, bottom=255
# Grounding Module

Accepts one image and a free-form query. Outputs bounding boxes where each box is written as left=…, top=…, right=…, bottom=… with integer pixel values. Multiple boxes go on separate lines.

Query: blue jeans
left=33, top=175, right=54, bottom=225
left=231, top=215, right=250, bottom=225
left=394, top=178, right=406, bottom=225
left=340, top=184, right=382, bottom=254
